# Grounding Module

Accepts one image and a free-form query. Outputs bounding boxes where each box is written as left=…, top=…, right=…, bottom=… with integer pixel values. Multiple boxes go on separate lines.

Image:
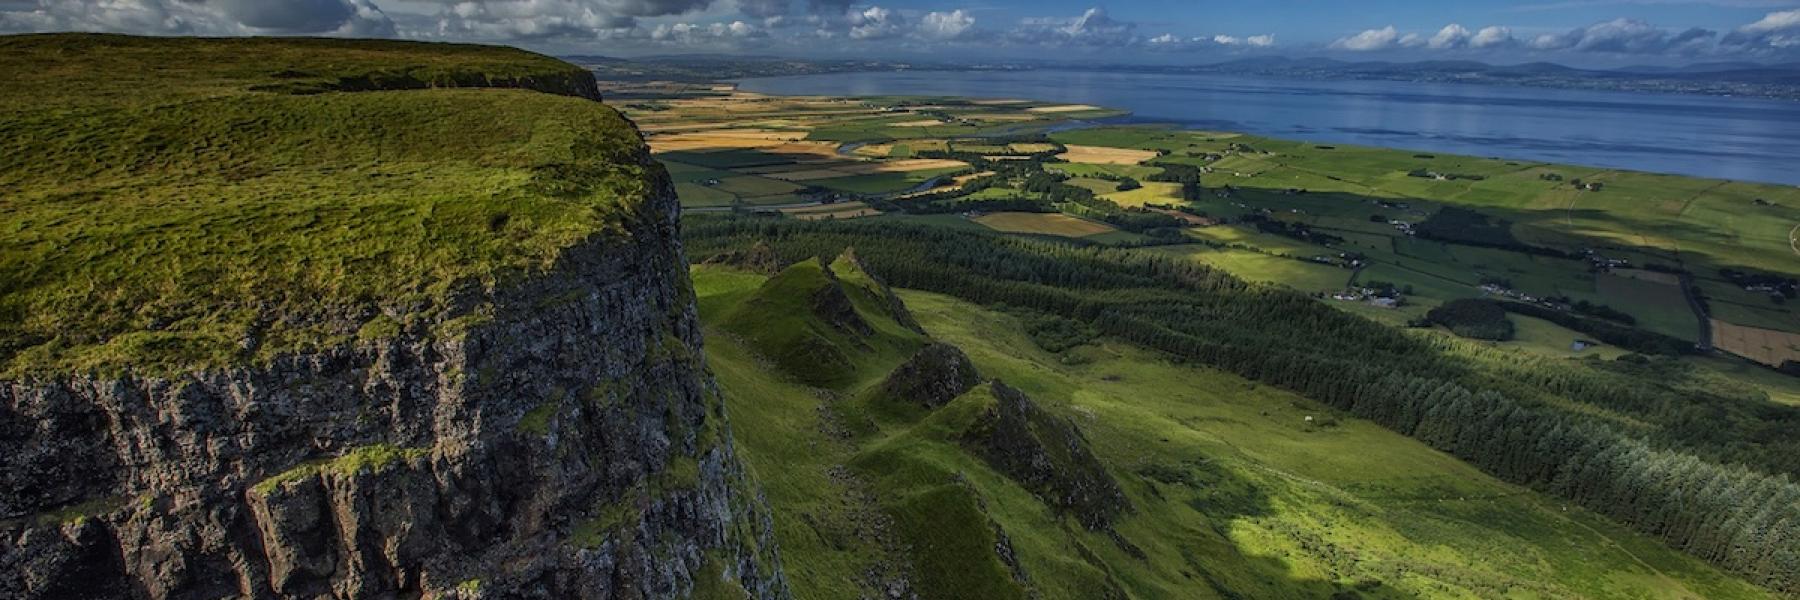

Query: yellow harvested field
left=955, top=171, right=996, bottom=184
left=853, top=144, right=895, bottom=157
left=984, top=155, right=1033, bottom=161
left=1058, top=144, right=1160, bottom=165
left=890, top=119, right=946, bottom=127
left=648, top=129, right=810, bottom=152
left=973, top=212, right=1118, bottom=238
left=1712, top=319, right=1800, bottom=366
left=836, top=158, right=967, bottom=174
left=968, top=114, right=1040, bottom=122
left=1007, top=143, right=1059, bottom=153
left=1027, top=104, right=1102, bottom=113
left=1103, top=182, right=1185, bottom=208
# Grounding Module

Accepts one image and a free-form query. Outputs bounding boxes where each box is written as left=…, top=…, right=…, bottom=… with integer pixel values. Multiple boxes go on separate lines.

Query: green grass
left=715, top=258, right=923, bottom=388
left=1150, top=245, right=1352, bottom=294
left=1046, top=162, right=1165, bottom=180
left=0, top=34, right=648, bottom=376
left=696, top=259, right=1773, bottom=598
left=251, top=444, right=428, bottom=495
left=713, top=175, right=803, bottom=198
left=897, top=289, right=1774, bottom=600
left=675, top=182, right=739, bottom=207
left=811, top=168, right=964, bottom=195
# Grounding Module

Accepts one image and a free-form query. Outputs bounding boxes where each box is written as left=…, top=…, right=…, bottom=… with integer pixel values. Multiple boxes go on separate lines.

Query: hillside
left=0, top=35, right=786, bottom=600
left=693, top=256, right=1779, bottom=599
left=0, top=34, right=623, bottom=375
left=688, top=220, right=1800, bottom=598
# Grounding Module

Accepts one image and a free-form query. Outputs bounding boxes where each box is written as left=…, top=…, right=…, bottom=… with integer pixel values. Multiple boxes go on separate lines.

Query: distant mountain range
left=566, top=53, right=1800, bottom=99
left=1178, top=56, right=1800, bottom=86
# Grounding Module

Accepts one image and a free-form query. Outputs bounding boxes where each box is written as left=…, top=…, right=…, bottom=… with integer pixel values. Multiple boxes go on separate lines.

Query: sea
left=735, top=69, right=1800, bottom=186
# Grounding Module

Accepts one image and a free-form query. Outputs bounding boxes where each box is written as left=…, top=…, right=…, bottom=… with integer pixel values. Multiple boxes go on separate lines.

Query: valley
left=692, top=257, right=1775, bottom=598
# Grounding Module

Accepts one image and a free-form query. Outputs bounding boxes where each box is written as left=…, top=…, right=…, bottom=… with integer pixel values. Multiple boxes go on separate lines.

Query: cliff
left=0, top=35, right=787, bottom=600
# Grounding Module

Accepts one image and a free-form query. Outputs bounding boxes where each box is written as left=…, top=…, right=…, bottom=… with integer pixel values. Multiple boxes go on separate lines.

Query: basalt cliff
left=0, top=34, right=788, bottom=600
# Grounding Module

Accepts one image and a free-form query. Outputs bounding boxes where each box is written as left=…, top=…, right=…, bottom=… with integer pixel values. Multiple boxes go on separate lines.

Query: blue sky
left=3, top=0, right=1799, bottom=65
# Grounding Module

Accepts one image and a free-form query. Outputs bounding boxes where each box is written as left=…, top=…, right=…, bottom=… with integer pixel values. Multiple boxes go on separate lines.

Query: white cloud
left=1212, top=34, right=1239, bottom=45
left=1332, top=25, right=1400, bottom=51
left=918, top=9, right=973, bottom=40
left=1530, top=18, right=1716, bottom=54
left=1723, top=9, right=1800, bottom=50
left=0, top=0, right=394, bottom=36
left=1471, top=26, right=1513, bottom=48
left=846, top=5, right=902, bottom=40
left=1429, top=23, right=1471, bottom=49
left=1246, top=34, right=1275, bottom=47
left=650, top=18, right=764, bottom=44
left=1008, top=7, right=1136, bottom=47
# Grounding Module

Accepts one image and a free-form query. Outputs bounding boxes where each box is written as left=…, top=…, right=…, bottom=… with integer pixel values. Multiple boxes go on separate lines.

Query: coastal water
left=736, top=70, right=1800, bottom=186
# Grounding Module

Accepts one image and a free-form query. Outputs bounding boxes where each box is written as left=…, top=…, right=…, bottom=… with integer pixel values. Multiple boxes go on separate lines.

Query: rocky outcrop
left=835, top=248, right=924, bottom=335
left=965, top=382, right=1127, bottom=531
left=877, top=343, right=983, bottom=409
left=811, top=260, right=874, bottom=337
left=700, top=241, right=785, bottom=276
left=0, top=130, right=786, bottom=599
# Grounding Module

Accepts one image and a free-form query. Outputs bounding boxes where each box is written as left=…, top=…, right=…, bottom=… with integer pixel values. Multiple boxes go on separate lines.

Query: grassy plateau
left=0, top=34, right=652, bottom=375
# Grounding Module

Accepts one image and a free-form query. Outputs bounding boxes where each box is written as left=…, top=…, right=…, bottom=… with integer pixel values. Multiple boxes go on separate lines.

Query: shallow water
left=736, top=69, right=1800, bottom=186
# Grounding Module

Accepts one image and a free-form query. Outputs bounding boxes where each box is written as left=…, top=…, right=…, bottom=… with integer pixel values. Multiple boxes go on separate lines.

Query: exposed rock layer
left=0, top=78, right=785, bottom=600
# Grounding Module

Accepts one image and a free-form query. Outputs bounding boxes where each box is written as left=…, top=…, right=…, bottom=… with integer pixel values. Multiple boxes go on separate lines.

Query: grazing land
left=610, top=79, right=1800, bottom=376
left=972, top=212, right=1118, bottom=237
left=691, top=260, right=1779, bottom=600
left=622, top=76, right=1800, bottom=597
left=1, top=34, right=646, bottom=375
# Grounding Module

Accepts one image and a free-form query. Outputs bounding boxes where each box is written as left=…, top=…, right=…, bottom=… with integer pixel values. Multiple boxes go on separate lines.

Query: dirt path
left=1789, top=222, right=1799, bottom=257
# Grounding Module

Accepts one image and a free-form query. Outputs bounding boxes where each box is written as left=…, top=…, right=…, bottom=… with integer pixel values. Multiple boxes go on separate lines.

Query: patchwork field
left=972, top=212, right=1117, bottom=237
left=1713, top=319, right=1800, bottom=367
left=1058, top=144, right=1161, bottom=165
left=621, top=81, right=1800, bottom=398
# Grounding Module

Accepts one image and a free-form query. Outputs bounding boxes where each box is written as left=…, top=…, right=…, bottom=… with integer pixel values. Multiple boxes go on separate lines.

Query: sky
left=3, top=0, right=1799, bottom=66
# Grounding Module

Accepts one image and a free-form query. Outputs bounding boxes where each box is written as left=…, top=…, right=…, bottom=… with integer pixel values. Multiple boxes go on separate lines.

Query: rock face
left=877, top=344, right=983, bottom=409
left=0, top=129, right=788, bottom=599
left=966, top=381, right=1127, bottom=531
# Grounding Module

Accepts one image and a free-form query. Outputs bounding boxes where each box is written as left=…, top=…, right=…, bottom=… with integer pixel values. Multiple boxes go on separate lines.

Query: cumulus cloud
left=918, top=9, right=973, bottom=40
left=1529, top=18, right=1715, bottom=54
left=1470, top=26, right=1513, bottom=48
left=435, top=1, right=642, bottom=41
left=0, top=0, right=394, bottom=36
left=1723, top=9, right=1800, bottom=50
left=1332, top=25, right=1400, bottom=51
left=650, top=18, right=764, bottom=44
left=1144, top=31, right=1274, bottom=51
left=1428, top=24, right=1471, bottom=49
left=846, top=5, right=902, bottom=40
left=1009, top=7, right=1136, bottom=47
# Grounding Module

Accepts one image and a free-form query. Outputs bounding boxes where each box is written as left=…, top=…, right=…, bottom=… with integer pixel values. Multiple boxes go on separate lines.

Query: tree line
left=684, top=217, right=1800, bottom=593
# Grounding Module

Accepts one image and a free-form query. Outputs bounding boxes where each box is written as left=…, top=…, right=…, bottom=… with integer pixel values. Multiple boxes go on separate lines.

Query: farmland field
left=972, top=212, right=1117, bottom=237
left=612, top=82, right=1800, bottom=382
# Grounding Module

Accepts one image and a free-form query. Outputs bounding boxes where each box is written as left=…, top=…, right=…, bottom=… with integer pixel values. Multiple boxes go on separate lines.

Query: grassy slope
left=0, top=34, right=648, bottom=375
left=695, top=264, right=1771, bottom=600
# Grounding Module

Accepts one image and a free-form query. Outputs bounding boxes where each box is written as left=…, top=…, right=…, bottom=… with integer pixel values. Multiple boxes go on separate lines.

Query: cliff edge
left=0, top=34, right=787, bottom=600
